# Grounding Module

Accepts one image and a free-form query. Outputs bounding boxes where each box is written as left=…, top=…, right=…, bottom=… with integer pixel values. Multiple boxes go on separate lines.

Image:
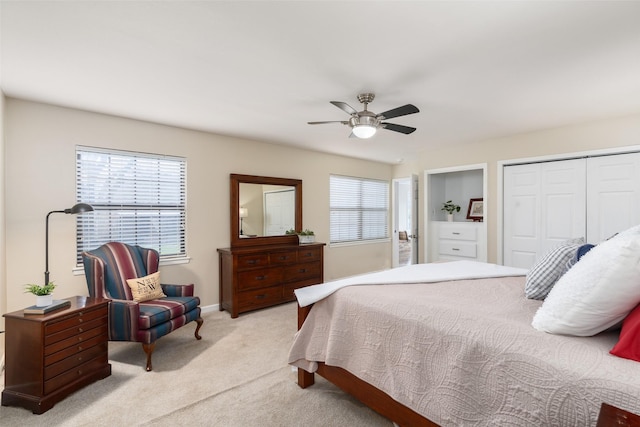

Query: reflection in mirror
left=239, top=183, right=296, bottom=237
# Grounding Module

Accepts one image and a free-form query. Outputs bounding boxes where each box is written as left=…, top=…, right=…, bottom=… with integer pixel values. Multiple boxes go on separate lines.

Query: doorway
left=392, top=175, right=418, bottom=267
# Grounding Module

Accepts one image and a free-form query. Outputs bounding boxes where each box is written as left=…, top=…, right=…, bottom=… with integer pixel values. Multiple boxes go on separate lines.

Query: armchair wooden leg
left=194, top=317, right=203, bottom=340
left=142, top=342, right=155, bottom=372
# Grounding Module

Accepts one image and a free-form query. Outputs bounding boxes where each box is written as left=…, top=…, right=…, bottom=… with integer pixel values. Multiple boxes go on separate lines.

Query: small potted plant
left=286, top=229, right=316, bottom=244
left=25, top=282, right=56, bottom=307
left=441, top=200, right=460, bottom=222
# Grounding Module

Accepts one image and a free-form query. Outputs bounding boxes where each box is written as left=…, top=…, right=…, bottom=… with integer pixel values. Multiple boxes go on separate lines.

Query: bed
left=288, top=258, right=640, bottom=426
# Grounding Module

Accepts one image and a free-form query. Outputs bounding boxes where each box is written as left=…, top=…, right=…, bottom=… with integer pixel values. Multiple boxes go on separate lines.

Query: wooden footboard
left=296, top=304, right=438, bottom=427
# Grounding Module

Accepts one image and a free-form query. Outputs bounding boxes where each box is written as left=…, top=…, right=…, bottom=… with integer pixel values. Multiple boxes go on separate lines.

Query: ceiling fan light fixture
left=352, top=124, right=377, bottom=139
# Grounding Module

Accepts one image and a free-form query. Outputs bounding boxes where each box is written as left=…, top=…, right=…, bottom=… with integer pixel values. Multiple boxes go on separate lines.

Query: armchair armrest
left=161, top=283, right=195, bottom=297
left=107, top=298, right=141, bottom=341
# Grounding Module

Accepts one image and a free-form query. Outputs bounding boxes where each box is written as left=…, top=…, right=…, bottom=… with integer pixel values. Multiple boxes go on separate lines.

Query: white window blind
left=330, top=174, right=389, bottom=244
left=75, top=146, right=186, bottom=263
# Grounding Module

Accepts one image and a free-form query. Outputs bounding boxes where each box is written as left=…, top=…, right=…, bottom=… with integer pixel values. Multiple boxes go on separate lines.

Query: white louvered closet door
left=503, top=159, right=586, bottom=268
left=586, top=152, right=640, bottom=243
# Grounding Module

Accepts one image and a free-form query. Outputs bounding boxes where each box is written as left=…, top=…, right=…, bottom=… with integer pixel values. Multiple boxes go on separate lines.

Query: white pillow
left=531, top=229, right=640, bottom=336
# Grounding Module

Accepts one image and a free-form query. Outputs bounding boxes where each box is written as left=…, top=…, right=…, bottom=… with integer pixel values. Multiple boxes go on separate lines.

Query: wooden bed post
left=297, top=304, right=315, bottom=388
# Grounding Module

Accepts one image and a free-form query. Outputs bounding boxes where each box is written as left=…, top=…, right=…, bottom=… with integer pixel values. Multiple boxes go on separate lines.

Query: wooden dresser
left=218, top=243, right=324, bottom=318
left=2, top=296, right=111, bottom=414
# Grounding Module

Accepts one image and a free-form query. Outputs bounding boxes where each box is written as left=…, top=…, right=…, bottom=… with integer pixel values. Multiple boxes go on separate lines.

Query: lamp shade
left=65, top=203, right=94, bottom=214
left=239, top=207, right=249, bottom=218
left=352, top=125, right=377, bottom=139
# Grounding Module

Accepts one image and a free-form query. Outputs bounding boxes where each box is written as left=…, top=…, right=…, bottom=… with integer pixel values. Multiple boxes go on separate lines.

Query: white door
left=263, top=189, right=295, bottom=236
left=392, top=175, right=418, bottom=267
left=503, top=159, right=586, bottom=268
left=587, top=152, right=640, bottom=242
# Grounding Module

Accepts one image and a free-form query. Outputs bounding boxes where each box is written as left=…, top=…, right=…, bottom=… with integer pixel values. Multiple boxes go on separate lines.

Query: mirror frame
left=230, top=173, right=302, bottom=248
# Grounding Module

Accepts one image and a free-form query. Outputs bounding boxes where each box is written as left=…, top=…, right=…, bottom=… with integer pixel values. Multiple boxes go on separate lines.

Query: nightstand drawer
left=45, top=305, right=108, bottom=336
left=45, top=316, right=107, bottom=347
left=44, top=323, right=109, bottom=356
left=45, top=333, right=108, bottom=366
left=44, top=355, right=108, bottom=395
left=438, top=226, right=477, bottom=241
left=45, top=342, right=108, bottom=380
left=439, top=241, right=477, bottom=258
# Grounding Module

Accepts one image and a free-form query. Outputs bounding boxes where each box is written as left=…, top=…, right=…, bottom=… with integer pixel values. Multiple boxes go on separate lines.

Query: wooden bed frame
left=296, top=304, right=639, bottom=427
left=296, top=304, right=438, bottom=427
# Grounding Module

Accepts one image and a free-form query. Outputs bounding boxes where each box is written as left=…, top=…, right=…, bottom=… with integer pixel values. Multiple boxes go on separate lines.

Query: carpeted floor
left=0, top=302, right=392, bottom=426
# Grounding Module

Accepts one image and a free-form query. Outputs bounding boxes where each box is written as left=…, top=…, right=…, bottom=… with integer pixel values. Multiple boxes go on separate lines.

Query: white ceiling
left=2, top=1, right=640, bottom=164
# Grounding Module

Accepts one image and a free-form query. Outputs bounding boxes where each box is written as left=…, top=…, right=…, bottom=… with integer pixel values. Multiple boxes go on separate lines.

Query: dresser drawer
left=284, top=261, right=321, bottom=282
left=237, top=286, right=283, bottom=311
left=44, top=323, right=109, bottom=357
left=238, top=267, right=284, bottom=291
left=297, top=247, right=322, bottom=262
left=439, top=241, right=477, bottom=258
left=45, top=342, right=108, bottom=380
left=269, top=250, right=297, bottom=265
left=438, top=226, right=477, bottom=241
left=44, top=355, right=108, bottom=395
left=237, top=253, right=269, bottom=270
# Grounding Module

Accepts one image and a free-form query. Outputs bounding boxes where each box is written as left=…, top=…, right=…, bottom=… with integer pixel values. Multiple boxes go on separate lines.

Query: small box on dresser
left=218, top=243, right=324, bottom=318
left=1, top=296, right=111, bottom=414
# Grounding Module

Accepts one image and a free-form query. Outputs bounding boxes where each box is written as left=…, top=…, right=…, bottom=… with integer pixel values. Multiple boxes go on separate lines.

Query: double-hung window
left=329, top=174, right=389, bottom=244
left=75, top=146, right=187, bottom=263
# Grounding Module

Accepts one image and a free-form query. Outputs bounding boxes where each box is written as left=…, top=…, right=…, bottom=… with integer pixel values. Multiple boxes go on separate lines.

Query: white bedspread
left=294, top=260, right=528, bottom=307
left=289, top=275, right=640, bottom=426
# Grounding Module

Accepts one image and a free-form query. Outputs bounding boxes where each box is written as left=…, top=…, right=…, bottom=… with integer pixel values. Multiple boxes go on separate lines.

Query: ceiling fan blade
left=381, top=122, right=417, bottom=134
left=378, top=104, right=419, bottom=120
left=330, top=101, right=358, bottom=115
left=307, top=121, right=348, bottom=125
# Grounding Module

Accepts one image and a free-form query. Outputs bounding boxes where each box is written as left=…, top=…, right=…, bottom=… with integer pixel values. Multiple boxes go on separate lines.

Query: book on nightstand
left=23, top=299, right=71, bottom=315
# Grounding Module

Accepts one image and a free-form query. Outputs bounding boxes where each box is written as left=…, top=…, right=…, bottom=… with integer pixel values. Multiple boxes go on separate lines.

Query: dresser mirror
left=230, top=174, right=302, bottom=247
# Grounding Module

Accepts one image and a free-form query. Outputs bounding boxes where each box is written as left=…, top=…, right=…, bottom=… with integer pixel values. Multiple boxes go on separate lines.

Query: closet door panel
left=587, top=153, right=640, bottom=242
left=503, top=159, right=585, bottom=268
left=540, top=160, right=586, bottom=253
left=503, top=164, right=541, bottom=268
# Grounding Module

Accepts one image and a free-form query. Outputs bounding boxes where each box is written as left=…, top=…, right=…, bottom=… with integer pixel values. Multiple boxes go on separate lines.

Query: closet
left=503, top=152, right=640, bottom=268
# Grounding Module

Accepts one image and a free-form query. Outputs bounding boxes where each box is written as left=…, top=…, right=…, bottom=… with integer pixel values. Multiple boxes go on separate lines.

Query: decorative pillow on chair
left=524, top=237, right=584, bottom=300
left=531, top=229, right=640, bottom=336
left=126, top=272, right=167, bottom=302
left=610, top=303, right=640, bottom=362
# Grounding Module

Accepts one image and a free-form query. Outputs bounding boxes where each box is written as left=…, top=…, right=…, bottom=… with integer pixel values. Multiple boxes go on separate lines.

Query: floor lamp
left=45, top=203, right=94, bottom=286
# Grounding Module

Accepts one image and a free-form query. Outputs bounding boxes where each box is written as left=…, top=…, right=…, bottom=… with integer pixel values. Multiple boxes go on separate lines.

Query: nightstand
left=1, top=296, right=111, bottom=414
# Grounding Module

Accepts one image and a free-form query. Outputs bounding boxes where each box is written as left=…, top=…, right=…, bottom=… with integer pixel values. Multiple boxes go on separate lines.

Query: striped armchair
left=82, top=242, right=203, bottom=371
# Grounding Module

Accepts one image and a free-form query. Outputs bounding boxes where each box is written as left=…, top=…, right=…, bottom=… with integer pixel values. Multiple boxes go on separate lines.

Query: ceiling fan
left=308, top=93, right=419, bottom=139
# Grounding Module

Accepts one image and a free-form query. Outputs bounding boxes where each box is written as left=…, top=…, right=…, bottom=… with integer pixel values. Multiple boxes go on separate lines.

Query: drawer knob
left=299, top=268, right=307, bottom=273
left=78, top=356, right=83, bottom=361
left=78, top=346, right=83, bottom=351
left=256, top=294, right=266, bottom=300
left=78, top=318, right=83, bottom=323
left=78, top=337, right=83, bottom=342
left=247, top=259, right=257, bottom=265
left=78, top=327, right=83, bottom=333
left=256, top=275, right=265, bottom=280
left=279, top=256, right=288, bottom=260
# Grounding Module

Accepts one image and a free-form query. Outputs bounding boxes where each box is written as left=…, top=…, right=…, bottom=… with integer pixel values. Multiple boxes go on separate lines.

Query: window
left=330, top=174, right=389, bottom=244
left=75, top=146, right=186, bottom=263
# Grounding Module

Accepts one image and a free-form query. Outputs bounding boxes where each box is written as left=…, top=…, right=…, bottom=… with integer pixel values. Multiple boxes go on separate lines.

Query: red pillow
left=610, top=303, right=640, bottom=361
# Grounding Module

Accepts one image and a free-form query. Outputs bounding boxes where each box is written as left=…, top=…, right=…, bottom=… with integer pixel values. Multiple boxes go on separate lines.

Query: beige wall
left=1, top=92, right=6, bottom=363
left=4, top=98, right=393, bottom=313
left=394, top=113, right=640, bottom=263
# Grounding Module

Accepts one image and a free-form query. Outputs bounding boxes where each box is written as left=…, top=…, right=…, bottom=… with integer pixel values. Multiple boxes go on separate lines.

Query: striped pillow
left=525, top=238, right=584, bottom=300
